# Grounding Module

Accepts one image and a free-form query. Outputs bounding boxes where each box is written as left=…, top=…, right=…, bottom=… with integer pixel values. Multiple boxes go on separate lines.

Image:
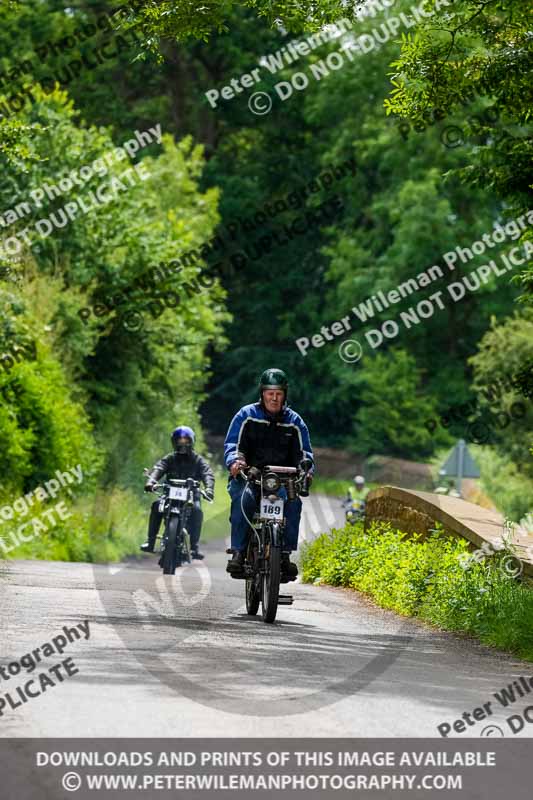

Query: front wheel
left=182, top=528, right=192, bottom=563
left=162, top=514, right=180, bottom=575
left=262, top=524, right=281, bottom=624
left=245, top=538, right=260, bottom=615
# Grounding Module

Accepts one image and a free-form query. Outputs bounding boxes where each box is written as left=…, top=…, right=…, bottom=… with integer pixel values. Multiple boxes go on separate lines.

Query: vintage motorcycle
left=344, top=496, right=366, bottom=523
left=144, top=470, right=210, bottom=575
left=228, top=460, right=312, bottom=624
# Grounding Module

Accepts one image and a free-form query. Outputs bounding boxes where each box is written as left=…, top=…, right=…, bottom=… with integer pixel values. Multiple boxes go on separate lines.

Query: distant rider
left=223, top=368, right=314, bottom=579
left=141, top=426, right=214, bottom=559
left=344, top=475, right=368, bottom=506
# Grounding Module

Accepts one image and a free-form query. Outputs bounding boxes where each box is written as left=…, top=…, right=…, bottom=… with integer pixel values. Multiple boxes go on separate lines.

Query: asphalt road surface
left=0, top=494, right=530, bottom=738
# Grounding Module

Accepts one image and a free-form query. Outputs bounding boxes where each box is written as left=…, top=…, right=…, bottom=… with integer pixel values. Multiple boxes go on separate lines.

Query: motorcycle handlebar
left=238, top=465, right=311, bottom=494
left=146, top=481, right=213, bottom=502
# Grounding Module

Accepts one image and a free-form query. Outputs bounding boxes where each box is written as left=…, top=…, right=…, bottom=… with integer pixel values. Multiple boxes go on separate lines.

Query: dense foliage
left=0, top=83, right=228, bottom=558
left=0, top=0, right=531, bottom=554
left=385, top=0, right=533, bottom=298
left=390, top=0, right=532, bottom=160
left=302, top=521, right=533, bottom=659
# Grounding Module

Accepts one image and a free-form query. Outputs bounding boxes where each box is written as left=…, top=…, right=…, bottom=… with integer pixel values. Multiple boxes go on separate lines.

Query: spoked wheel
left=162, top=515, right=179, bottom=575
left=245, top=539, right=260, bottom=616
left=262, top=523, right=281, bottom=624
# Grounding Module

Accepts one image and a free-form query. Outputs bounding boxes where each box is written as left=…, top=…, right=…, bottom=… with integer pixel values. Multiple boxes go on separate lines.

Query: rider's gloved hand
left=144, top=480, right=156, bottom=493
left=204, top=487, right=214, bottom=501
left=230, top=459, right=247, bottom=478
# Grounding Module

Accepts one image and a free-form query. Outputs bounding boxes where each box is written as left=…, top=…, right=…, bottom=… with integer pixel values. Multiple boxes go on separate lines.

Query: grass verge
left=202, top=470, right=231, bottom=542
left=301, top=521, right=533, bottom=661
left=0, top=468, right=230, bottom=562
left=311, top=477, right=377, bottom=497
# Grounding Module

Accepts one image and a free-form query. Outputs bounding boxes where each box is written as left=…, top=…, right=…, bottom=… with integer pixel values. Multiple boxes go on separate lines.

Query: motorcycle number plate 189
left=260, top=498, right=284, bottom=521
left=169, top=486, right=188, bottom=501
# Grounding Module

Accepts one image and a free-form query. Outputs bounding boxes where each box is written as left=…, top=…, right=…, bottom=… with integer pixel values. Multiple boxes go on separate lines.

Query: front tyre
left=182, top=529, right=192, bottom=564
left=262, top=524, right=281, bottom=624
left=245, top=538, right=260, bottom=616
left=162, top=514, right=179, bottom=575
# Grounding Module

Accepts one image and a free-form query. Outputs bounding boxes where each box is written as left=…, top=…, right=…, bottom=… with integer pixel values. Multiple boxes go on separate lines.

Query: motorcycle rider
left=224, top=368, right=314, bottom=579
left=343, top=475, right=369, bottom=508
left=140, top=426, right=215, bottom=559
left=344, top=474, right=368, bottom=506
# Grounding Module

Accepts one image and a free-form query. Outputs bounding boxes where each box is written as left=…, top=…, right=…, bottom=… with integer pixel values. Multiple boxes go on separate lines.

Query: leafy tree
left=127, top=0, right=361, bottom=45
left=469, top=308, right=533, bottom=473
left=1, top=0, right=530, bottom=512
left=0, top=86, right=229, bottom=557
left=353, top=349, right=447, bottom=456
left=385, top=0, right=533, bottom=298
left=474, top=445, right=533, bottom=521
left=198, top=1, right=519, bottom=446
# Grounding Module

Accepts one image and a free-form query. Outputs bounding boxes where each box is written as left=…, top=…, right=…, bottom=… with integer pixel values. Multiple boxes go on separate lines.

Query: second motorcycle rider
left=141, top=426, right=215, bottom=559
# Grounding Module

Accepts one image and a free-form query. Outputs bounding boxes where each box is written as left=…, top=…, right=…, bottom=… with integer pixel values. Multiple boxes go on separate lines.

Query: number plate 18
left=260, top=498, right=284, bottom=521
left=169, top=486, right=188, bottom=501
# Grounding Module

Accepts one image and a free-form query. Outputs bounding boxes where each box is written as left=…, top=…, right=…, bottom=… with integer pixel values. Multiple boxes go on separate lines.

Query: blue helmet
left=172, top=425, right=195, bottom=454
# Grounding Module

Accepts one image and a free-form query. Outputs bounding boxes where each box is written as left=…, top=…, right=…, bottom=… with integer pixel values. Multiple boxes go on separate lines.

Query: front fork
left=160, top=501, right=190, bottom=552
left=253, top=522, right=282, bottom=574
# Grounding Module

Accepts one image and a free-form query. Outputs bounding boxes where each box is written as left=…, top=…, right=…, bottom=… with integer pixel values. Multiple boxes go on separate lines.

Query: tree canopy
left=0, top=0, right=531, bottom=546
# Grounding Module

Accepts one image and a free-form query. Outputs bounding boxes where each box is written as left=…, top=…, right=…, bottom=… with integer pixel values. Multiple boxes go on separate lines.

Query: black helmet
left=259, top=368, right=288, bottom=401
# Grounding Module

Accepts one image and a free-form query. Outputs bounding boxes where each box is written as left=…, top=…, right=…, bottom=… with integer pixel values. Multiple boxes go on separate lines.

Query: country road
left=0, top=494, right=531, bottom=739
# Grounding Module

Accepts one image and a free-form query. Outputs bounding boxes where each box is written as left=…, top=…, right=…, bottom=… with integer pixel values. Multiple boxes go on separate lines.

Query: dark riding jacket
left=147, top=451, right=215, bottom=491
left=224, top=402, right=314, bottom=471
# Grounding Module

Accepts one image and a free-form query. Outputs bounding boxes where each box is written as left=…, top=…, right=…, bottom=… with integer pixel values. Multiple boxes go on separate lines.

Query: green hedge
left=0, top=488, right=145, bottom=563
left=301, top=522, right=533, bottom=661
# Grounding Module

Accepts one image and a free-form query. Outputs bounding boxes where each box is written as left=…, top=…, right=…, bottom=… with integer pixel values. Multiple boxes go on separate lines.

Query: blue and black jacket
left=224, top=403, right=314, bottom=473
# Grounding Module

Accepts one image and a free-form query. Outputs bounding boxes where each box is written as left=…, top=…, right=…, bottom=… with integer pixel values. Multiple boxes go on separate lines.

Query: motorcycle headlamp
left=263, top=472, right=281, bottom=492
